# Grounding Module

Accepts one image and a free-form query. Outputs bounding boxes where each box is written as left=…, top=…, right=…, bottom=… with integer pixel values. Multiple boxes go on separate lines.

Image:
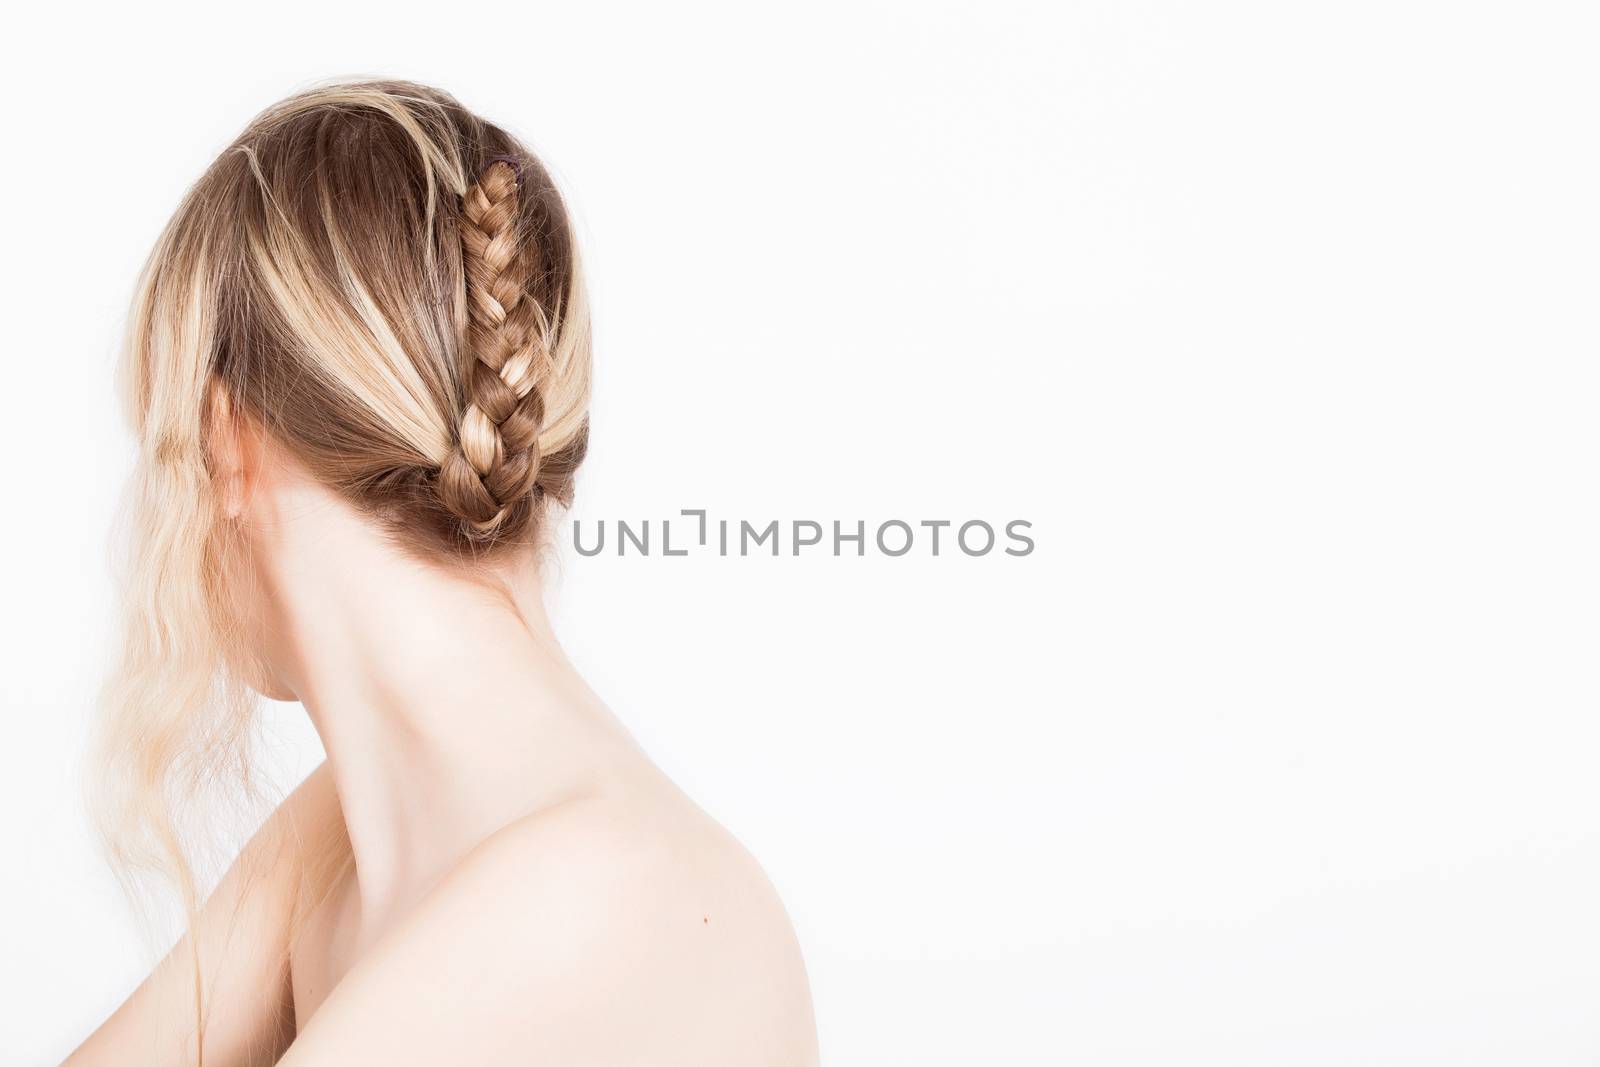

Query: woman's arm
left=63, top=764, right=342, bottom=1067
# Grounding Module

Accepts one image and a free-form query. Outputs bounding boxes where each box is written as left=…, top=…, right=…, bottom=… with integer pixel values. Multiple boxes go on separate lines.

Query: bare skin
left=65, top=410, right=819, bottom=1066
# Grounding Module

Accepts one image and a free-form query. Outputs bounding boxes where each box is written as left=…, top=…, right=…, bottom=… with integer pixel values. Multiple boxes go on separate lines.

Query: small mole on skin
left=703, top=916, right=709, bottom=924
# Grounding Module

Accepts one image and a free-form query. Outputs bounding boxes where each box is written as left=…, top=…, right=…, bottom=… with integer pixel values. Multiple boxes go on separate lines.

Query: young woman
left=66, top=80, right=818, bottom=1066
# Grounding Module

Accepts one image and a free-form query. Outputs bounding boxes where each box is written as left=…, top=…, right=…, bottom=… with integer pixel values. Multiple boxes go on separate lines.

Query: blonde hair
left=94, top=79, right=591, bottom=1055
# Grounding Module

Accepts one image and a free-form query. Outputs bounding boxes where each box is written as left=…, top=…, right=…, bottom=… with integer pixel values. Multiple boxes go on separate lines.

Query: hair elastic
left=483, top=154, right=524, bottom=185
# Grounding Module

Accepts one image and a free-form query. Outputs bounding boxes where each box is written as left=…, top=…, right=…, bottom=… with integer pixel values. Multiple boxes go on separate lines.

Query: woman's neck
left=246, top=479, right=635, bottom=927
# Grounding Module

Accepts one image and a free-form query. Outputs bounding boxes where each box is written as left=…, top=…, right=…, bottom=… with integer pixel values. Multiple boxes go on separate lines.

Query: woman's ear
left=207, top=381, right=252, bottom=520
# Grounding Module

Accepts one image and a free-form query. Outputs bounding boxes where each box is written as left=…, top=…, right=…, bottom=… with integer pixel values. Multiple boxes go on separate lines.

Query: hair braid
left=438, top=159, right=551, bottom=537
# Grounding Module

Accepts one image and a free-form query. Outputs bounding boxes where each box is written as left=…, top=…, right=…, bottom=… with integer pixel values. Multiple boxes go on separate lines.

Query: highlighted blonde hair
left=95, top=79, right=591, bottom=1055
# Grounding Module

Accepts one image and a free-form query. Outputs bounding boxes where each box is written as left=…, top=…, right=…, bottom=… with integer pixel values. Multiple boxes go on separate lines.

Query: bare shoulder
left=280, top=781, right=818, bottom=1066
left=457, top=786, right=816, bottom=1029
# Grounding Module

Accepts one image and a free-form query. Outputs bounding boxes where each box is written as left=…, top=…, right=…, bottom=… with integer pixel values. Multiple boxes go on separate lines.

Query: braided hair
left=439, top=159, right=552, bottom=536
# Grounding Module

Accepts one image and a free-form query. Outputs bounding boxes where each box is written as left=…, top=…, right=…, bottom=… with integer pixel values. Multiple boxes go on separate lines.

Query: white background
left=3, top=1, right=1599, bottom=1064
